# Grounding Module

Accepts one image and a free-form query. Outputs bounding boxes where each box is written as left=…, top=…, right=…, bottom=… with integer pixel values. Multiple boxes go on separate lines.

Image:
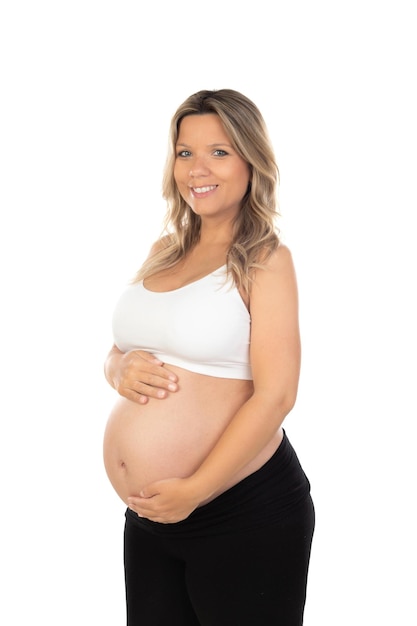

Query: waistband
left=125, top=430, right=311, bottom=537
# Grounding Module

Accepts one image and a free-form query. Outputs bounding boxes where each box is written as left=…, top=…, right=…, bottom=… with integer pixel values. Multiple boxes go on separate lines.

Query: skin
left=104, top=347, right=179, bottom=405
left=104, top=113, right=301, bottom=523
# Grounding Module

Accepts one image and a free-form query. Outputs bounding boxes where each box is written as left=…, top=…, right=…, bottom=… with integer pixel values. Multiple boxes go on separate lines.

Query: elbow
left=274, top=385, right=299, bottom=419
left=279, top=394, right=297, bottom=419
left=254, top=386, right=298, bottom=422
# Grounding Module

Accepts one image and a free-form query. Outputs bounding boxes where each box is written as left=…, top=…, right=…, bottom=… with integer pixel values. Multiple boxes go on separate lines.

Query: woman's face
left=174, top=113, right=251, bottom=221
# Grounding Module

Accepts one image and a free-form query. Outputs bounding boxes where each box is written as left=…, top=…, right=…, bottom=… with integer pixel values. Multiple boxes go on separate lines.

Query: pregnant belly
left=103, top=371, right=255, bottom=504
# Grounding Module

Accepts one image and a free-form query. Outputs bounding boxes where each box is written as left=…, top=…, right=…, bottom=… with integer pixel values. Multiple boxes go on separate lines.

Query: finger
left=118, top=388, right=150, bottom=405
left=118, top=383, right=164, bottom=403
left=132, top=350, right=164, bottom=365
left=132, top=351, right=179, bottom=382
left=146, top=367, right=179, bottom=384
left=146, top=374, right=179, bottom=392
left=132, top=380, right=177, bottom=399
left=137, top=394, right=149, bottom=405
left=128, top=492, right=158, bottom=506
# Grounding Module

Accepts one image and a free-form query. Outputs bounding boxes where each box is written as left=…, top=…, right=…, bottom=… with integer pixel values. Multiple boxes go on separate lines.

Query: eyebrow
left=176, top=142, right=233, bottom=148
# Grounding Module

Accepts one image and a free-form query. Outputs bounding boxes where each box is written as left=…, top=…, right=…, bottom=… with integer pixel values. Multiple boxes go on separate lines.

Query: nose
left=189, top=155, right=210, bottom=178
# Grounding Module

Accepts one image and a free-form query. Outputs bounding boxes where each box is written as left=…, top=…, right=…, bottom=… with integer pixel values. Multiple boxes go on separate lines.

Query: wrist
left=185, top=472, right=216, bottom=506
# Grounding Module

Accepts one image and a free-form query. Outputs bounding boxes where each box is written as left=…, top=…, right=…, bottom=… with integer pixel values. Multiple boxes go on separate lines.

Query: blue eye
left=213, top=149, right=228, bottom=156
left=177, top=150, right=191, bottom=158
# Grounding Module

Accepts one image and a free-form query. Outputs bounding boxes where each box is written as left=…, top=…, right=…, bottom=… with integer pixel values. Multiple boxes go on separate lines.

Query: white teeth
left=193, top=185, right=216, bottom=193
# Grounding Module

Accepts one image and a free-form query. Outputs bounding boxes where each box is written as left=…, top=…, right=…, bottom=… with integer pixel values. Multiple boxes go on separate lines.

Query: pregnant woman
left=103, top=88, right=315, bottom=625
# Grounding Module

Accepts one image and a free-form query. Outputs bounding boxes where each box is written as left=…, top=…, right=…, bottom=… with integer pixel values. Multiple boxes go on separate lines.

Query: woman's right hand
left=104, top=345, right=179, bottom=404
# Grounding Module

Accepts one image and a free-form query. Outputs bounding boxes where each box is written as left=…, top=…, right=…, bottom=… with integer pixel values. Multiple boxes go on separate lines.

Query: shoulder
left=249, top=244, right=298, bottom=310
left=255, top=244, right=296, bottom=284
left=267, top=243, right=294, bottom=269
left=148, top=234, right=174, bottom=256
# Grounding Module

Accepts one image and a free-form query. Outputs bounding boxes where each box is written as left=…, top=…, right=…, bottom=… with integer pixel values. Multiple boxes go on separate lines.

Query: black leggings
left=124, top=431, right=315, bottom=625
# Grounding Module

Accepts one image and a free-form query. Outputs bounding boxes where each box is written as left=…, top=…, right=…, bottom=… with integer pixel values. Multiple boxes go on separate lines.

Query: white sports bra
left=112, top=266, right=253, bottom=380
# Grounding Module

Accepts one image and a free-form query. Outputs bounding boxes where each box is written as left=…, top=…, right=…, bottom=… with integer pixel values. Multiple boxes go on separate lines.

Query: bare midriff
left=103, top=364, right=283, bottom=506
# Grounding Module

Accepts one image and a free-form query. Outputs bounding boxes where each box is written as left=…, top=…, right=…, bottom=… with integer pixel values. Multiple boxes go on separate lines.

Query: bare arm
left=130, top=245, right=301, bottom=520
left=191, top=245, right=301, bottom=496
left=104, top=344, right=178, bottom=404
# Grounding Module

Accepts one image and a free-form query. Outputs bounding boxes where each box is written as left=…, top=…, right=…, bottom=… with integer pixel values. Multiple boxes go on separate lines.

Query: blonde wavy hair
left=134, top=89, right=280, bottom=292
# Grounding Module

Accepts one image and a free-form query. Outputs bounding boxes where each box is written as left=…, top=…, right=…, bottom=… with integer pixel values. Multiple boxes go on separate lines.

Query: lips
left=192, top=185, right=217, bottom=193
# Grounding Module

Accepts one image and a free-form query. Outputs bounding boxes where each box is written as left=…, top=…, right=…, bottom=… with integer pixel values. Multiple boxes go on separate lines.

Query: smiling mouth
left=191, top=185, right=218, bottom=194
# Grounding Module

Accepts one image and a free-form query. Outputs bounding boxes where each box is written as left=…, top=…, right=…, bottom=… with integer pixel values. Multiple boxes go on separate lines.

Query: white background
left=1, top=1, right=416, bottom=624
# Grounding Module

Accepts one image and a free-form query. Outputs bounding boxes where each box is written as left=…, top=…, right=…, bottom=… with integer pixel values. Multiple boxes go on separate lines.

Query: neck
left=199, top=218, right=234, bottom=247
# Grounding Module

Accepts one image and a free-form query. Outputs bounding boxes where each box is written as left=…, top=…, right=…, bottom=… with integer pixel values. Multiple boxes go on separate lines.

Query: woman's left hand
left=127, top=477, right=201, bottom=524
